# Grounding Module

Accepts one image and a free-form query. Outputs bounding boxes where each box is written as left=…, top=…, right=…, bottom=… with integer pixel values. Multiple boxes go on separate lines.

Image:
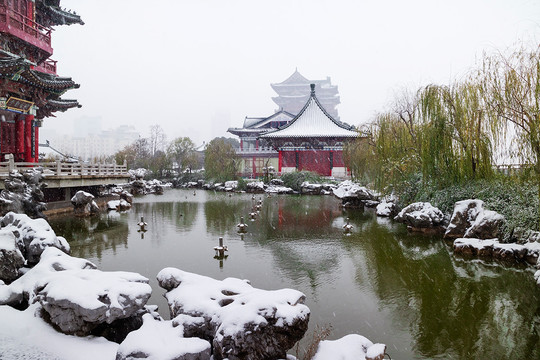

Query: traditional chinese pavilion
left=0, top=0, right=83, bottom=162
left=271, top=69, right=340, bottom=120
left=261, top=84, right=358, bottom=177
left=227, top=110, right=295, bottom=177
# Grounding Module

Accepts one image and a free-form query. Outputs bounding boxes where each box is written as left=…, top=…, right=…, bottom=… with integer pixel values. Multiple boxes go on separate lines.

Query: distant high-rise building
left=271, top=69, right=340, bottom=120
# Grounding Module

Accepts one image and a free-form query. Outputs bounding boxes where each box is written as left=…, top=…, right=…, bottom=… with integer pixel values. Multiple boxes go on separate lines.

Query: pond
left=49, top=189, right=540, bottom=359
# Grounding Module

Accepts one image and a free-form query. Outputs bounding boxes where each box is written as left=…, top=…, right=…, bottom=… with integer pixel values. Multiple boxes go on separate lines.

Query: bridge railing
left=0, top=155, right=128, bottom=176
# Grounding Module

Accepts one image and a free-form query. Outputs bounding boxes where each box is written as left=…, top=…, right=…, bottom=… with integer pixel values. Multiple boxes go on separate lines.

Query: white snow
left=116, top=314, right=211, bottom=359
left=0, top=303, right=118, bottom=360
left=312, top=334, right=385, bottom=360
left=0, top=228, right=21, bottom=253
left=376, top=201, right=393, bottom=216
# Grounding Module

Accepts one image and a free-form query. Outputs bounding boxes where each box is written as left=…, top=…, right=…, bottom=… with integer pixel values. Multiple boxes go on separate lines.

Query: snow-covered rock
left=266, top=185, right=294, bottom=194
left=301, top=182, right=323, bottom=195
left=394, top=202, right=444, bottom=230
left=0, top=229, right=25, bottom=283
left=116, top=314, right=211, bottom=360
left=71, top=191, right=100, bottom=217
left=0, top=168, right=47, bottom=219
left=0, top=248, right=152, bottom=337
left=445, top=200, right=505, bottom=240
left=0, top=247, right=95, bottom=307
left=0, top=212, right=70, bottom=265
left=157, top=268, right=310, bottom=360
left=107, top=199, right=131, bottom=211
left=453, top=238, right=540, bottom=264
left=313, top=334, right=386, bottom=360
left=224, top=181, right=238, bottom=192
left=332, top=181, right=377, bottom=208
left=246, top=181, right=266, bottom=193
left=376, top=201, right=396, bottom=217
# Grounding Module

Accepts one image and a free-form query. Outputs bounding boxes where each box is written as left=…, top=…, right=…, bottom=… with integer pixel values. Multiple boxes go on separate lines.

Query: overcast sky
left=44, top=0, right=540, bottom=147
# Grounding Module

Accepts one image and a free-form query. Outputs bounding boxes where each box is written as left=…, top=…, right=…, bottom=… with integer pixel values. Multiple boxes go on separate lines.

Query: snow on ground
left=0, top=304, right=118, bottom=360
left=116, top=314, right=211, bottom=360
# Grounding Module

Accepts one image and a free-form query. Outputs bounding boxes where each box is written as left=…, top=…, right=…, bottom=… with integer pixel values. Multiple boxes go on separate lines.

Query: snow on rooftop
left=261, top=96, right=357, bottom=138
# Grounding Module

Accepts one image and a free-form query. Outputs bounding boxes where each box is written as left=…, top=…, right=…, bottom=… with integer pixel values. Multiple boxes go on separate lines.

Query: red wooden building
left=261, top=84, right=358, bottom=177
left=0, top=0, right=83, bottom=162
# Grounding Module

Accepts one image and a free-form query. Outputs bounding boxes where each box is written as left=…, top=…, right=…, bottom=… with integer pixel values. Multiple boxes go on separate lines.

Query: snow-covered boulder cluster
left=157, top=268, right=310, bottom=360
left=444, top=200, right=505, bottom=240
left=453, top=238, right=540, bottom=265
left=244, top=181, right=294, bottom=195
left=313, top=334, right=386, bottom=360
left=123, top=178, right=170, bottom=196
left=0, top=168, right=47, bottom=219
left=376, top=201, right=397, bottom=217
left=332, top=181, right=378, bottom=208
left=394, top=202, right=445, bottom=231
left=0, top=247, right=152, bottom=339
left=71, top=191, right=100, bottom=217
left=0, top=211, right=70, bottom=270
left=300, top=182, right=336, bottom=195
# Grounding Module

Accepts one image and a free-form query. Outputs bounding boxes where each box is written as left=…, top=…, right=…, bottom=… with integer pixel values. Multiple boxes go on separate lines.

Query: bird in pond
left=343, top=218, right=353, bottom=234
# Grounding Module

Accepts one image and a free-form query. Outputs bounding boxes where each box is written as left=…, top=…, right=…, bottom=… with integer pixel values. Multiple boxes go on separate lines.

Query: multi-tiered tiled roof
left=261, top=84, right=357, bottom=139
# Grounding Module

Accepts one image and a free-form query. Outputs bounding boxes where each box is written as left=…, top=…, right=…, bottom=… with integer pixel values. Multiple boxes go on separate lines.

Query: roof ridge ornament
left=310, top=83, right=315, bottom=96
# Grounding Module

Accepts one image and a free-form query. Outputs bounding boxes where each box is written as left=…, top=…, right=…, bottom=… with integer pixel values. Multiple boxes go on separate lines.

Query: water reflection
left=49, top=212, right=129, bottom=261
left=47, top=189, right=540, bottom=359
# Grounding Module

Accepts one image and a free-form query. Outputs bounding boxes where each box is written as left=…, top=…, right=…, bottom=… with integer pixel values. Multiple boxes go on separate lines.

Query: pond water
left=49, top=189, right=540, bottom=359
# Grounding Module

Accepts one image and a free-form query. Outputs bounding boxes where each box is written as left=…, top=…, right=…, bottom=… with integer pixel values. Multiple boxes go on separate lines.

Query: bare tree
left=149, top=124, right=167, bottom=156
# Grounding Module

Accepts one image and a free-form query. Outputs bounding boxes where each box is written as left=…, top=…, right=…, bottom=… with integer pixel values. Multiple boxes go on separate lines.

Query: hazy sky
left=44, top=0, right=540, bottom=146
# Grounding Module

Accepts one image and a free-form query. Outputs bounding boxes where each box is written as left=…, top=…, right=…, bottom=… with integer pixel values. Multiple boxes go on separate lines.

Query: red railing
left=0, top=2, right=53, bottom=54
left=35, top=58, right=57, bottom=75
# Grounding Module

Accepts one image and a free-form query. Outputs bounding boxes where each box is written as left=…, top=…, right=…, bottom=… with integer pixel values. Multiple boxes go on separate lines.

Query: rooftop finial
left=310, top=83, right=315, bottom=95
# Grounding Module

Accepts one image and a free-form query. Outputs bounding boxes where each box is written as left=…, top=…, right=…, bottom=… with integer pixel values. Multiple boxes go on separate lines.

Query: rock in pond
left=394, top=202, right=444, bottom=232
left=157, top=268, right=310, bottom=360
left=444, top=199, right=505, bottom=240
left=313, top=334, right=386, bottom=360
left=0, top=211, right=70, bottom=265
left=71, top=190, right=100, bottom=217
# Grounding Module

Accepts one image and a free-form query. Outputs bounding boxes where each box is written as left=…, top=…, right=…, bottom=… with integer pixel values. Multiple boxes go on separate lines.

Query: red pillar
left=34, top=125, right=39, bottom=162
left=16, top=117, right=25, bottom=157
left=240, top=139, right=243, bottom=150
left=255, top=139, right=259, bottom=150
left=278, top=151, right=282, bottom=173
left=24, top=114, right=34, bottom=163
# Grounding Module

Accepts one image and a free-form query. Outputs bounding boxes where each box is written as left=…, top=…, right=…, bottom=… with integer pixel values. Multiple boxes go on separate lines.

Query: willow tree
left=204, top=138, right=239, bottom=182
left=343, top=125, right=376, bottom=182
left=418, top=83, right=493, bottom=186
left=480, top=46, right=540, bottom=223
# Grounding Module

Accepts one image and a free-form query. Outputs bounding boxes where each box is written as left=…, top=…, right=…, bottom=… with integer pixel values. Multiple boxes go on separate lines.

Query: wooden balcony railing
left=0, top=155, right=129, bottom=177
left=0, top=2, right=53, bottom=53
left=34, top=58, right=57, bottom=75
